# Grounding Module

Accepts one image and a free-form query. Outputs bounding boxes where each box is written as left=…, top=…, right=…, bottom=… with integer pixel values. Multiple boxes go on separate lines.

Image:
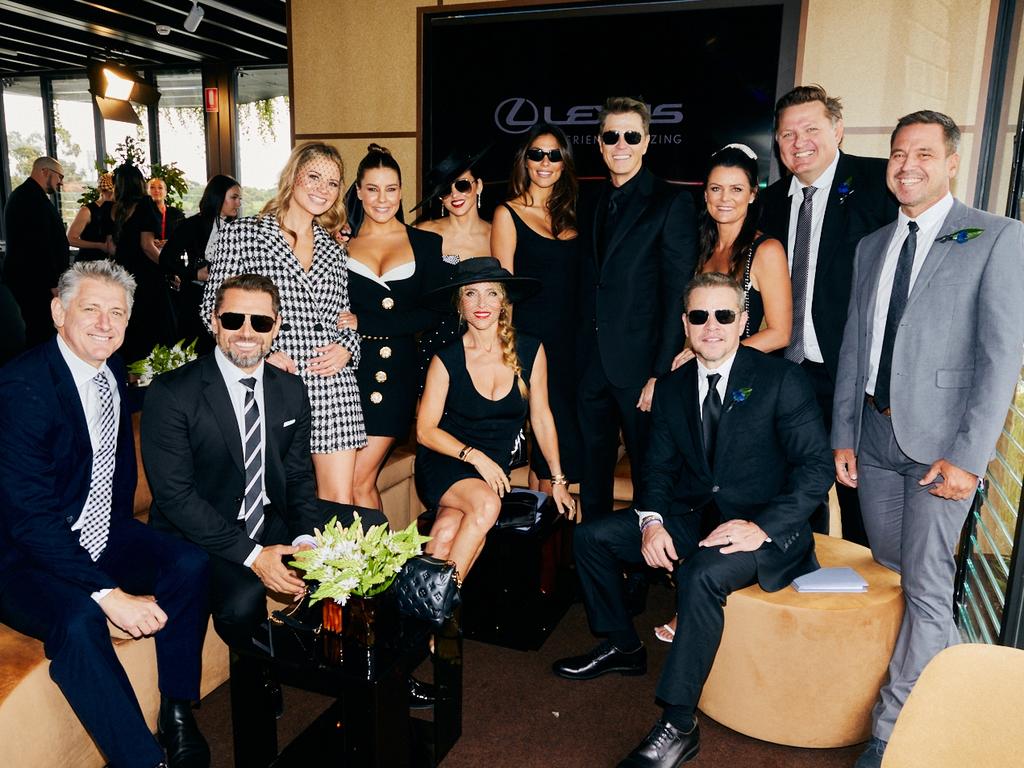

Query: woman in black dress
left=111, top=164, right=176, bottom=364
left=342, top=145, right=445, bottom=510
left=416, top=258, right=575, bottom=582
left=658, top=143, right=791, bottom=644
left=67, top=172, right=113, bottom=261
left=491, top=123, right=582, bottom=493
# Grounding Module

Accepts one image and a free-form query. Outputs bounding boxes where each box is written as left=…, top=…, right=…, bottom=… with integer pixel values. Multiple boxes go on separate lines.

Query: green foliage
left=128, top=338, right=198, bottom=385
left=291, top=515, right=431, bottom=605
left=77, top=137, right=190, bottom=209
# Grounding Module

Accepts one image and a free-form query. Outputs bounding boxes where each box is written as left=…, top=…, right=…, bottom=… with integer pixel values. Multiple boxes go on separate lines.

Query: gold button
left=374, top=370, right=387, bottom=383
left=381, top=297, right=395, bottom=310
left=369, top=391, right=383, bottom=404
left=379, top=346, right=392, bottom=359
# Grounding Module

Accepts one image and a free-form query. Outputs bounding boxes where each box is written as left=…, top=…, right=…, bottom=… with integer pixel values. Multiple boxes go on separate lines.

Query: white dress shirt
left=214, top=346, right=268, bottom=566
left=57, top=334, right=120, bottom=603
left=866, top=193, right=955, bottom=394
left=636, top=350, right=737, bottom=526
left=786, top=151, right=840, bottom=364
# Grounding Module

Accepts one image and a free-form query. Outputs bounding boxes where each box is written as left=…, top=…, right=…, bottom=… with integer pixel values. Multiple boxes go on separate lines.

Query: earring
left=440, top=198, right=447, bottom=217
left=477, top=190, right=482, bottom=210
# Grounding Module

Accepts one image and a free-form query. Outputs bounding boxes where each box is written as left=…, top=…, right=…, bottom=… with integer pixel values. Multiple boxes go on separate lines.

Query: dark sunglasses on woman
left=601, top=130, right=643, bottom=146
left=686, top=309, right=737, bottom=325
left=218, top=312, right=277, bottom=332
left=449, top=178, right=474, bottom=195
left=525, top=147, right=563, bottom=163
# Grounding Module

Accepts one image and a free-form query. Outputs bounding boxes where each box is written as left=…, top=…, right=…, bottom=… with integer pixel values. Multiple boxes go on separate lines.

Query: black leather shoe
left=408, top=676, right=435, bottom=710
left=618, top=719, right=700, bottom=767
left=157, top=697, right=210, bottom=768
left=552, top=640, right=646, bottom=680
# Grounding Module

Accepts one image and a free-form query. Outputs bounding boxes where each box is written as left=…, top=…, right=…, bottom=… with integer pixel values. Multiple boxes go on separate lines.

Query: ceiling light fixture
left=102, top=68, right=135, bottom=101
left=184, top=2, right=204, bottom=33
left=155, top=24, right=171, bottom=36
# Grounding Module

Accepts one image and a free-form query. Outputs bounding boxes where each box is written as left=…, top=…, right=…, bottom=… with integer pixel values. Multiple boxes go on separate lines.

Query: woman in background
left=148, top=176, right=185, bottom=245
left=67, top=172, right=114, bottom=261
left=343, top=144, right=445, bottom=510
left=491, top=122, right=582, bottom=494
left=203, top=142, right=365, bottom=503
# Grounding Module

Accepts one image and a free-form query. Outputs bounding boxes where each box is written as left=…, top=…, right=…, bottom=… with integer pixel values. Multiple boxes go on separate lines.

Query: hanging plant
left=77, top=137, right=189, bottom=208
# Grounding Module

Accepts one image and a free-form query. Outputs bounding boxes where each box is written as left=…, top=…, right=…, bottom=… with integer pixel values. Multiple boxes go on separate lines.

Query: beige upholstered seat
left=698, top=533, right=904, bottom=747
left=882, top=643, right=1024, bottom=767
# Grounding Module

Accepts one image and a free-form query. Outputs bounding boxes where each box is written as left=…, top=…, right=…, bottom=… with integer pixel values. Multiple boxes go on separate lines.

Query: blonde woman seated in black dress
left=416, top=258, right=575, bottom=582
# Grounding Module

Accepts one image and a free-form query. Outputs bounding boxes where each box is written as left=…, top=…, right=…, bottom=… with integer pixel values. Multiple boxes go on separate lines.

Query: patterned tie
left=80, top=371, right=116, bottom=561
left=240, top=377, right=265, bottom=541
left=702, top=373, right=722, bottom=467
left=785, top=185, right=817, bottom=363
left=873, top=221, right=919, bottom=412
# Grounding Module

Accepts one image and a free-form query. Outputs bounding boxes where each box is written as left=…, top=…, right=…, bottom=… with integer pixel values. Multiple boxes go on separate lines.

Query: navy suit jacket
left=0, top=339, right=136, bottom=595
left=638, top=346, right=834, bottom=591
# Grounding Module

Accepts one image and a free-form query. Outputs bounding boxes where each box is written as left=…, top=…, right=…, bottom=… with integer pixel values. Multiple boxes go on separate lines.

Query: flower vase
left=320, top=600, right=344, bottom=666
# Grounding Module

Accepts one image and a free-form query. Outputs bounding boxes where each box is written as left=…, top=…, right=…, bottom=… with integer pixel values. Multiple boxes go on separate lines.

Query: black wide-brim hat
left=411, top=146, right=490, bottom=211
left=422, top=257, right=541, bottom=312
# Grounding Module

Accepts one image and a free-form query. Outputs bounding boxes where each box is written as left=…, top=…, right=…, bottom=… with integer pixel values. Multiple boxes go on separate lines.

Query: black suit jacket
left=761, top=151, right=897, bottom=380
left=142, top=353, right=321, bottom=564
left=160, top=213, right=214, bottom=282
left=638, top=346, right=834, bottom=591
left=578, top=168, right=697, bottom=388
left=0, top=339, right=135, bottom=594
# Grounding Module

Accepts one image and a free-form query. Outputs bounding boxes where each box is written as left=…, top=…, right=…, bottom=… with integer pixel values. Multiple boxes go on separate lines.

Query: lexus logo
left=494, top=97, right=684, bottom=134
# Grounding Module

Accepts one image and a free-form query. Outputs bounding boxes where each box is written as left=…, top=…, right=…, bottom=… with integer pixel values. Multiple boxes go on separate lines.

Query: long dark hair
left=696, top=146, right=762, bottom=278
left=507, top=123, right=577, bottom=238
left=344, top=143, right=404, bottom=237
left=199, top=174, right=241, bottom=222
left=111, top=164, right=147, bottom=242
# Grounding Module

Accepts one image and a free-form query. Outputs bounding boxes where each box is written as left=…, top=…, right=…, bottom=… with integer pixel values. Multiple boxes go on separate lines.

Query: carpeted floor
left=196, top=583, right=863, bottom=767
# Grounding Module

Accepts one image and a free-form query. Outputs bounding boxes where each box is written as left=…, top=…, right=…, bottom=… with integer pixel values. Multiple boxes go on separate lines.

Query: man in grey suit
left=832, top=110, right=1024, bottom=768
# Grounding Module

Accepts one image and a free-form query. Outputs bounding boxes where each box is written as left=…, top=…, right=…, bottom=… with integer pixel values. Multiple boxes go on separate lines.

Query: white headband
left=720, top=143, right=758, bottom=160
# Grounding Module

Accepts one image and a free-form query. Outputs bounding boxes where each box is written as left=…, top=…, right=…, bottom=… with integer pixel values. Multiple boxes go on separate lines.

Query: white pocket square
left=283, top=419, right=296, bottom=427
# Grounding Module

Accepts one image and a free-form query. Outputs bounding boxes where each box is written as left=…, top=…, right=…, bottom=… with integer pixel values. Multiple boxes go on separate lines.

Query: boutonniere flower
left=836, top=176, right=855, bottom=204
left=726, top=387, right=753, bottom=411
left=936, top=227, right=984, bottom=244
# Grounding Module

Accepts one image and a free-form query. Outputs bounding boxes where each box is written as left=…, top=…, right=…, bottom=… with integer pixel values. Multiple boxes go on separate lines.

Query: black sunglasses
left=525, top=147, right=564, bottom=163
left=686, top=309, right=738, bottom=325
left=601, top=130, right=644, bottom=146
left=449, top=178, right=474, bottom=195
left=218, top=312, right=276, bottom=333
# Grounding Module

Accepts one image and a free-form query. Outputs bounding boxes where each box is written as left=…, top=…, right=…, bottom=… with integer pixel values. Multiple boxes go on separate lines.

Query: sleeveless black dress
left=415, top=334, right=541, bottom=509
left=77, top=201, right=112, bottom=261
left=740, top=234, right=770, bottom=340
left=503, top=203, right=583, bottom=481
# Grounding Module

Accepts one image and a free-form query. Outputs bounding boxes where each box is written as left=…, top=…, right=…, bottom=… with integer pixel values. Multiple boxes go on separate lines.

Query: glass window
left=155, top=70, right=207, bottom=215
left=50, top=77, right=99, bottom=224
left=104, top=104, right=150, bottom=169
left=236, top=67, right=291, bottom=216
left=3, top=77, right=47, bottom=191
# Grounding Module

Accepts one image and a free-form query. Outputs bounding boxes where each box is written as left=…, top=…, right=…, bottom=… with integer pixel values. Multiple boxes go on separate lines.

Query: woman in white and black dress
left=202, top=142, right=366, bottom=503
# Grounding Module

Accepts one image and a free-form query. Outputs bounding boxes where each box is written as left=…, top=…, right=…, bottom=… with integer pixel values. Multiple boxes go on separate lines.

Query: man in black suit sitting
left=553, top=273, right=834, bottom=767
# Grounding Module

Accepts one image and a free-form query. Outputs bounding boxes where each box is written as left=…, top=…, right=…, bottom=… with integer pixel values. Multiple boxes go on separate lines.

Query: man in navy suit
left=554, top=273, right=833, bottom=767
left=0, top=260, right=210, bottom=768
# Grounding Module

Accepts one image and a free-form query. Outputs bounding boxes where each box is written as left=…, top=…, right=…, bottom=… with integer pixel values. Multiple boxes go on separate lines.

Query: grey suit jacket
left=832, top=198, right=1024, bottom=476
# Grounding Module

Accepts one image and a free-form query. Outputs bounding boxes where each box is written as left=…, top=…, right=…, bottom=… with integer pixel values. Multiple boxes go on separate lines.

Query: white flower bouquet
left=128, top=338, right=198, bottom=386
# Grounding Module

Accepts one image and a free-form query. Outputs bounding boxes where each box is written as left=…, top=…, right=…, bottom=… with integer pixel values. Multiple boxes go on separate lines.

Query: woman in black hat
left=413, top=147, right=491, bottom=391
left=416, top=257, right=576, bottom=583
left=491, top=122, right=583, bottom=495
left=342, top=144, right=446, bottom=511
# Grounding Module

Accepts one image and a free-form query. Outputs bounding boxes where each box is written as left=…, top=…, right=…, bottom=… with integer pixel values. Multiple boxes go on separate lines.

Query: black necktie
left=702, top=373, right=722, bottom=467
left=873, top=221, right=919, bottom=412
left=785, top=185, right=817, bottom=363
left=598, top=189, right=622, bottom=267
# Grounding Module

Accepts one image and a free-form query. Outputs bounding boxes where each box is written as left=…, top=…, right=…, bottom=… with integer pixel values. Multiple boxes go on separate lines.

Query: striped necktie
left=80, top=371, right=116, bottom=560
left=785, top=185, right=817, bottom=363
left=240, top=377, right=265, bottom=541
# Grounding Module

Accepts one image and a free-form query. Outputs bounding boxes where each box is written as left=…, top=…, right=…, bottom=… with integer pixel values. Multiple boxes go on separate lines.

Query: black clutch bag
left=395, top=555, right=461, bottom=628
left=496, top=490, right=542, bottom=529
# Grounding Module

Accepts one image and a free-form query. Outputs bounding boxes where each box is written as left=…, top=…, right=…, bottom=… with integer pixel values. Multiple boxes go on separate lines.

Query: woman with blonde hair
left=415, top=258, right=575, bottom=583
left=202, top=141, right=366, bottom=503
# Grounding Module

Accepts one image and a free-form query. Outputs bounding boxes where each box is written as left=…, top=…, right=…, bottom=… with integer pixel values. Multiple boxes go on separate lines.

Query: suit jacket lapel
left=263, top=366, right=283, bottom=486
left=815, top=152, right=852, bottom=280
left=201, top=355, right=244, bottom=473
left=904, top=199, right=966, bottom=313
left=48, top=341, right=92, bottom=459
left=863, top=220, right=899, bottom=329
left=679, top=362, right=706, bottom=472
left=603, top=169, right=653, bottom=270
left=713, top=348, right=757, bottom=468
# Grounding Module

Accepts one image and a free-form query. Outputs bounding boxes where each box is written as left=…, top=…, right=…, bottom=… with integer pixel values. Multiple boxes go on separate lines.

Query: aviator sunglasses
left=601, top=130, right=644, bottom=146
left=449, top=178, right=475, bottom=195
left=525, top=147, right=564, bottom=163
left=686, top=309, right=738, bottom=325
left=218, top=312, right=276, bottom=332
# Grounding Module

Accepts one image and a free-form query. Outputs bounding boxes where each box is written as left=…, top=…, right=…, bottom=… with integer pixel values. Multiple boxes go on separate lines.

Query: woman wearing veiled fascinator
left=657, top=142, right=792, bottom=643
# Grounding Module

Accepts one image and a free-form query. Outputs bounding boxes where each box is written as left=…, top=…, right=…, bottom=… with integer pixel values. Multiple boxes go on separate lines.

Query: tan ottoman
left=697, top=534, right=903, bottom=748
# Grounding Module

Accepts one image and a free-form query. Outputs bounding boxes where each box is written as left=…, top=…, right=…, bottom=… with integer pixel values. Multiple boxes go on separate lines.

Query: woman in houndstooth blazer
left=202, top=142, right=367, bottom=503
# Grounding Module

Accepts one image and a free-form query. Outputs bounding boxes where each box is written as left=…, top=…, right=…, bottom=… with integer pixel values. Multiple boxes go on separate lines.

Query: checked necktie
left=873, top=221, right=919, bottom=412
left=240, top=377, right=265, bottom=541
left=80, top=371, right=116, bottom=561
left=785, top=185, right=817, bottom=363
left=702, top=373, right=722, bottom=468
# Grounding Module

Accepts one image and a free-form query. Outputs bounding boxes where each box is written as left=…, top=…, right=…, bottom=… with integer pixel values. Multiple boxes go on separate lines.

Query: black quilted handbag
left=395, top=555, right=461, bottom=627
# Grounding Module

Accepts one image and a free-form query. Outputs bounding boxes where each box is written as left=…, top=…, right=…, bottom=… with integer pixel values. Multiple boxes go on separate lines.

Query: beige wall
left=290, top=0, right=1017, bottom=214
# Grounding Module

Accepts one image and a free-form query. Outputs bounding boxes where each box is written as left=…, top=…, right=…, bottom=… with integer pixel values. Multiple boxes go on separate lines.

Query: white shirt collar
left=696, top=348, right=738, bottom=387
left=56, top=334, right=111, bottom=387
left=787, top=150, right=841, bottom=197
left=896, top=191, right=954, bottom=232
left=214, top=346, right=266, bottom=386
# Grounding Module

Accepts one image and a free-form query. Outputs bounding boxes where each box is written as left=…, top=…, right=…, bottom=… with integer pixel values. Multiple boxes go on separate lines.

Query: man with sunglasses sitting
left=554, top=273, right=833, bottom=767
left=577, top=96, right=697, bottom=525
left=141, top=273, right=386, bottom=648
